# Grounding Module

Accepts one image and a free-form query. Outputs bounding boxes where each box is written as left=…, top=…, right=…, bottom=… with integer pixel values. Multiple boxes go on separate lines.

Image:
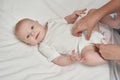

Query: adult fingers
left=72, top=23, right=83, bottom=36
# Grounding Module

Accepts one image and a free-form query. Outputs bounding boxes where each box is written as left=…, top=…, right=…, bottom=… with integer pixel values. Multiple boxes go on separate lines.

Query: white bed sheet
left=0, top=0, right=110, bottom=80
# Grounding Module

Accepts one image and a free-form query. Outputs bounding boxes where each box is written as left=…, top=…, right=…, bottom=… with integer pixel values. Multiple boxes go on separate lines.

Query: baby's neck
left=40, top=23, right=48, bottom=43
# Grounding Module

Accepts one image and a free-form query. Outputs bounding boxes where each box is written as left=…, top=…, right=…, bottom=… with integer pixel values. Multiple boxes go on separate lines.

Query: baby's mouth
left=35, top=32, right=40, bottom=39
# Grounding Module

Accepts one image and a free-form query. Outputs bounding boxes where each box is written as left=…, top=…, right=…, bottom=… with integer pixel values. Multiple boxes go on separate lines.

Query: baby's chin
left=27, top=42, right=39, bottom=46
left=30, top=43, right=38, bottom=46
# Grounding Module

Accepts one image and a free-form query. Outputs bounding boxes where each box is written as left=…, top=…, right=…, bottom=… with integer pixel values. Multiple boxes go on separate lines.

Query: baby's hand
left=72, top=8, right=87, bottom=17
left=70, top=50, right=81, bottom=62
left=65, top=9, right=87, bottom=24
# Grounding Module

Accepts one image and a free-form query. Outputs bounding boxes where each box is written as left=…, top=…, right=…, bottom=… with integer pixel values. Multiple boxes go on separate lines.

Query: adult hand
left=72, top=0, right=120, bottom=39
left=72, top=9, right=99, bottom=40
left=96, top=44, right=120, bottom=60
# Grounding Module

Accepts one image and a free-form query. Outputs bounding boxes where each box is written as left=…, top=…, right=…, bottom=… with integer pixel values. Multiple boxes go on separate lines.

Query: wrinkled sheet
left=0, top=0, right=111, bottom=80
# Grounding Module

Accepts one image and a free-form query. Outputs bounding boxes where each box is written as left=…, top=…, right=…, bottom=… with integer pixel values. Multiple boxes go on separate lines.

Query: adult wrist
left=92, top=9, right=105, bottom=22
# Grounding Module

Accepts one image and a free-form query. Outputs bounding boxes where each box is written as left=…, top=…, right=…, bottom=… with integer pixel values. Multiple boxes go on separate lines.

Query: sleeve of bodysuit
left=38, top=43, right=61, bottom=62
left=47, top=18, right=67, bottom=24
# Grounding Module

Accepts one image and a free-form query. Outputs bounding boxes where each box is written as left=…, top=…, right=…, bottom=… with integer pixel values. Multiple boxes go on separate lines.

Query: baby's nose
left=31, top=31, right=36, bottom=36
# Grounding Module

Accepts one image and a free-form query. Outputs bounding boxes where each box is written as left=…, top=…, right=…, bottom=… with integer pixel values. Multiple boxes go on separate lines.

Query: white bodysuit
left=39, top=18, right=111, bottom=61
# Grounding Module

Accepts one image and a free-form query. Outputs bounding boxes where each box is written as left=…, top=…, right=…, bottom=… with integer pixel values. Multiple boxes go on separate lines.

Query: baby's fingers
left=70, top=52, right=76, bottom=61
left=80, top=8, right=87, bottom=13
left=71, top=51, right=81, bottom=61
left=75, top=9, right=87, bottom=16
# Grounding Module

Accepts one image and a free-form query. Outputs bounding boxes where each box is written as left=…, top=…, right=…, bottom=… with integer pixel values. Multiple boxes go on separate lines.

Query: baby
left=15, top=9, right=110, bottom=66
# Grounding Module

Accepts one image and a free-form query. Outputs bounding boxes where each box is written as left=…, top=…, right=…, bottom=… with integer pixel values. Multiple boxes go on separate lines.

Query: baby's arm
left=52, top=50, right=80, bottom=66
left=39, top=43, right=80, bottom=66
left=64, top=9, right=86, bottom=24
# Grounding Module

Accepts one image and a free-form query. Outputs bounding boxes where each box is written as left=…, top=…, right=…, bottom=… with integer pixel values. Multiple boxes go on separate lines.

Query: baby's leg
left=80, top=45, right=106, bottom=66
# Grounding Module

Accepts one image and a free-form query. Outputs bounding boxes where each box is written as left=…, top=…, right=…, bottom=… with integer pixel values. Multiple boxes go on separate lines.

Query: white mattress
left=0, top=0, right=110, bottom=80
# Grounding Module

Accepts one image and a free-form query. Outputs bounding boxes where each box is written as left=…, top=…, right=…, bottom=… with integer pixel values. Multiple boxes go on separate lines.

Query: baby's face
left=16, top=19, right=46, bottom=45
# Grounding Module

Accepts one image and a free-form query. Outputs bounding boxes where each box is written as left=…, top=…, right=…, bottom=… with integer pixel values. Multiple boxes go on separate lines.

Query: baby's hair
left=14, top=18, right=32, bottom=44
left=15, top=18, right=32, bottom=34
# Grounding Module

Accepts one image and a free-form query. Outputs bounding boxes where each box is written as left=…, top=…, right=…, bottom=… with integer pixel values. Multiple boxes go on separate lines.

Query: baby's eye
left=31, top=26, right=34, bottom=30
left=26, top=35, right=30, bottom=38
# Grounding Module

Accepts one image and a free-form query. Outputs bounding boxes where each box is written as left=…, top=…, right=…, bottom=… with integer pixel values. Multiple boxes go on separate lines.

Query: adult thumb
left=86, top=29, right=92, bottom=40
